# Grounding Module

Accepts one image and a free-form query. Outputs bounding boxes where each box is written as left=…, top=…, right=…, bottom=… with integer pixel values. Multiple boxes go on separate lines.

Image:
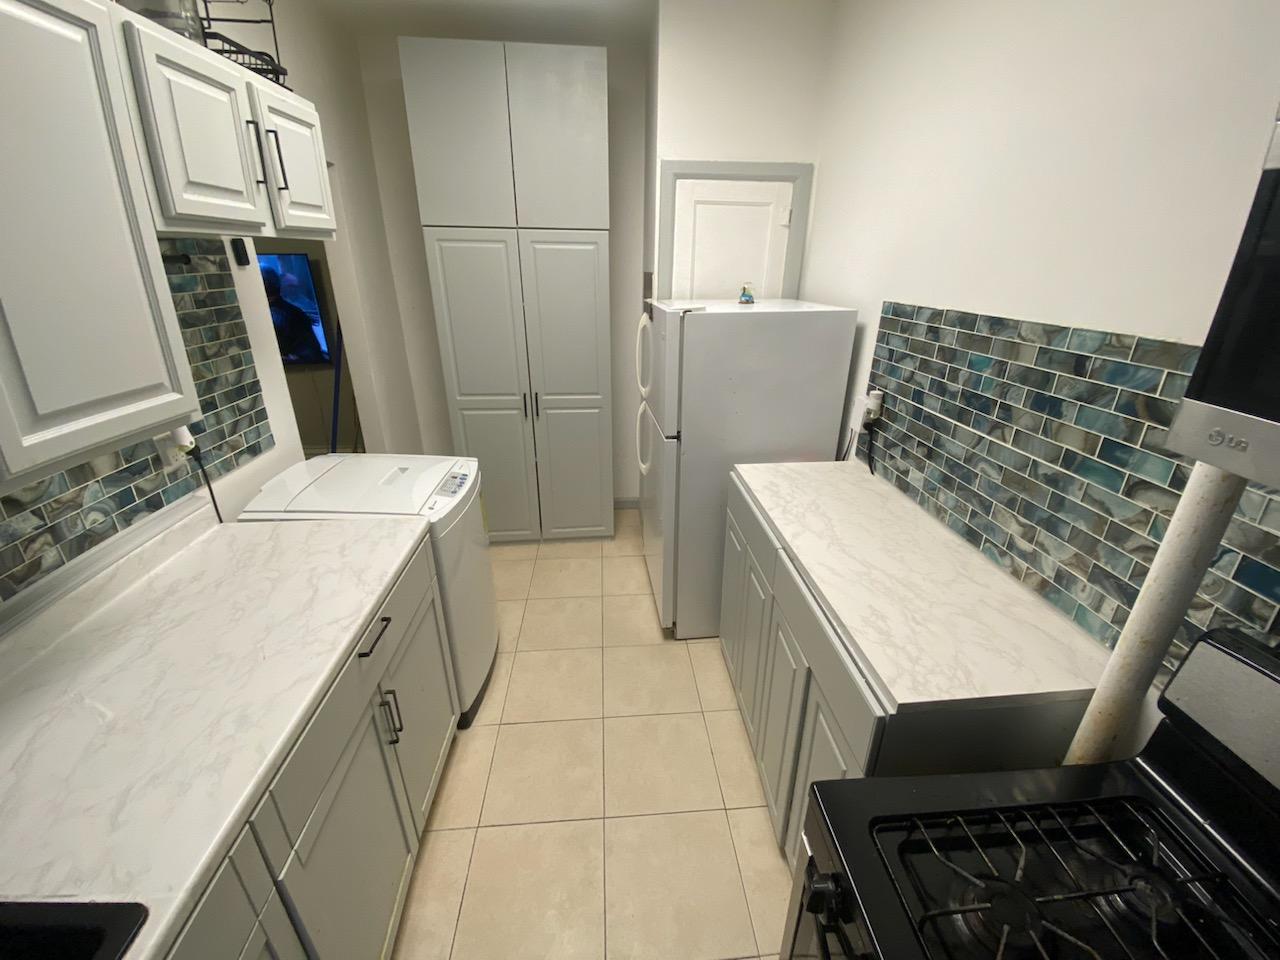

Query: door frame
left=655, top=160, right=815, bottom=300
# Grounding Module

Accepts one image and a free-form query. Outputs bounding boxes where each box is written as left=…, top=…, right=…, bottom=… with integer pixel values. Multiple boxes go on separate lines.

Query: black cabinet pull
left=522, top=393, right=528, bottom=419
left=380, top=698, right=400, bottom=745
left=245, top=120, right=267, bottom=186
left=359, top=616, right=392, bottom=658
left=534, top=392, right=540, bottom=417
left=266, top=128, right=290, bottom=190
left=385, top=688, right=404, bottom=732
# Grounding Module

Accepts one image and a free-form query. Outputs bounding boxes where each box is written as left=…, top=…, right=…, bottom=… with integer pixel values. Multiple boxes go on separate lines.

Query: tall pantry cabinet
left=400, top=37, right=613, bottom=541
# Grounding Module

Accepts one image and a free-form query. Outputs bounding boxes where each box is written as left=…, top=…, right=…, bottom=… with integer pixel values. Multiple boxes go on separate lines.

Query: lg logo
left=1208, top=427, right=1250, bottom=451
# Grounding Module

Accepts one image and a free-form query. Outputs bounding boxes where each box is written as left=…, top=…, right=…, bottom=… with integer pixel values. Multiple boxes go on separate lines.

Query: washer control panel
left=433, top=470, right=470, bottom=499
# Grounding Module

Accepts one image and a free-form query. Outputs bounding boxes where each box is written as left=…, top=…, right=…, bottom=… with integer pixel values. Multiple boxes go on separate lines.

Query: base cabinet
left=719, top=515, right=747, bottom=678
left=756, top=601, right=810, bottom=841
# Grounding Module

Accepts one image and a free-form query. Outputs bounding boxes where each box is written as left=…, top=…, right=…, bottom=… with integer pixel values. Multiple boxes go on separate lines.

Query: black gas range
left=781, top=630, right=1280, bottom=960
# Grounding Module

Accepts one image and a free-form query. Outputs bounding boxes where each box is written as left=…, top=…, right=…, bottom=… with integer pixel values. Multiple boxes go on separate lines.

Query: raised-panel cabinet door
left=520, top=230, right=612, bottom=537
left=249, top=80, right=335, bottom=234
left=277, top=695, right=416, bottom=960
left=757, top=605, right=809, bottom=841
left=783, top=680, right=861, bottom=868
left=424, top=227, right=540, bottom=540
left=123, top=19, right=269, bottom=227
left=505, top=43, right=608, bottom=229
left=0, top=0, right=198, bottom=479
left=381, top=586, right=458, bottom=835
left=399, top=38, right=516, bottom=228
left=719, top=511, right=748, bottom=681
left=738, top=557, right=771, bottom=748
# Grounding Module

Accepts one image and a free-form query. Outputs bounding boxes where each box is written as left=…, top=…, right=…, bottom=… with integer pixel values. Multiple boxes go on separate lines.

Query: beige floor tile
left=605, top=811, right=757, bottom=960
left=491, top=559, right=534, bottom=600
left=480, top=719, right=603, bottom=825
left=519, top=597, right=603, bottom=650
left=470, top=652, right=512, bottom=726
left=603, top=556, right=652, bottom=595
left=688, top=640, right=738, bottom=711
left=603, top=645, right=701, bottom=717
left=604, top=713, right=723, bottom=816
left=488, top=542, right=539, bottom=561
left=453, top=820, right=604, bottom=960
left=426, top=725, right=497, bottom=830
left=528, top=557, right=602, bottom=598
left=601, top=529, right=644, bottom=557
left=728, top=807, right=794, bottom=956
left=537, top=537, right=603, bottom=559
left=704, top=710, right=767, bottom=809
left=496, top=600, right=524, bottom=653
left=391, top=828, right=474, bottom=960
left=503, top=648, right=603, bottom=722
left=602, top=595, right=666, bottom=646
left=614, top=507, right=641, bottom=532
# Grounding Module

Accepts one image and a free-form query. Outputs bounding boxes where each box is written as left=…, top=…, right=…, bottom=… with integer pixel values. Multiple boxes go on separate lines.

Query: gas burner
left=1082, top=861, right=1183, bottom=930
left=951, top=876, right=1043, bottom=952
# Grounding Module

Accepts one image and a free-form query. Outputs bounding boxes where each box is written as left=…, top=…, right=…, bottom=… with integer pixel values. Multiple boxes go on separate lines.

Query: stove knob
left=804, top=868, right=840, bottom=915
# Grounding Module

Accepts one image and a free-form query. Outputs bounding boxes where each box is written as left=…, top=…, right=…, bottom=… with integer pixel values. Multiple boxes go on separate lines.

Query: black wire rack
left=200, top=0, right=288, bottom=86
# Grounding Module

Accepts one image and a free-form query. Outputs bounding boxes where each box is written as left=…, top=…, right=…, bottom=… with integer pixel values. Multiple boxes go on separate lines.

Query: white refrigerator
left=636, top=299, right=858, bottom=639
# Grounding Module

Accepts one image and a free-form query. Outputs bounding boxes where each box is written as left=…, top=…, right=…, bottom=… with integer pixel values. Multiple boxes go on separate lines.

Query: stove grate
left=872, top=798, right=1280, bottom=960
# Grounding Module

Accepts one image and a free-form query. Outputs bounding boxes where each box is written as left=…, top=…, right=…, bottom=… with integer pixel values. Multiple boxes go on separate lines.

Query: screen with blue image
left=258, top=253, right=331, bottom=365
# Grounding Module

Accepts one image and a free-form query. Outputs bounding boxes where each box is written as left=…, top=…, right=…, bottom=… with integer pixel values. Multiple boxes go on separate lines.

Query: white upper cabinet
left=249, top=81, right=337, bottom=234
left=399, top=38, right=517, bottom=228
left=122, top=17, right=270, bottom=228
left=505, top=43, right=609, bottom=230
left=399, top=37, right=607, bottom=230
left=0, top=0, right=197, bottom=481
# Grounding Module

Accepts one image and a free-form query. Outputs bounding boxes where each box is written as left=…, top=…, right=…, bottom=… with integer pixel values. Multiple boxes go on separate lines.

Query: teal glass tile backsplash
left=0, top=238, right=274, bottom=603
left=860, top=302, right=1280, bottom=680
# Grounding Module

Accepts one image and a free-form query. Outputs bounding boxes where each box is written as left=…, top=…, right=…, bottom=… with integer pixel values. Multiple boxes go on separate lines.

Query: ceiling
left=313, top=0, right=655, bottom=40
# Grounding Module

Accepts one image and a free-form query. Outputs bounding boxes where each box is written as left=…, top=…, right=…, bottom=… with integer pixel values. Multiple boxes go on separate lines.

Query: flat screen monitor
left=258, top=253, right=331, bottom=365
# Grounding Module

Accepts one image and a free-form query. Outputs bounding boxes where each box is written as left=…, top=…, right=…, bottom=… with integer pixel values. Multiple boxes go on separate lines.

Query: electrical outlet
left=863, top=389, right=885, bottom=424
left=158, top=435, right=186, bottom=470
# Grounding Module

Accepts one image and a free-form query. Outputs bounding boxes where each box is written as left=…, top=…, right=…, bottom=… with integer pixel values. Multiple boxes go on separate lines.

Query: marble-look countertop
left=0, top=515, right=429, bottom=959
left=735, top=461, right=1108, bottom=712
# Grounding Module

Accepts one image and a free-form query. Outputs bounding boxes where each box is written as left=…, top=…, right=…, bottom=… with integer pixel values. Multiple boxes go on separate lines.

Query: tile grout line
left=600, top=583, right=608, bottom=960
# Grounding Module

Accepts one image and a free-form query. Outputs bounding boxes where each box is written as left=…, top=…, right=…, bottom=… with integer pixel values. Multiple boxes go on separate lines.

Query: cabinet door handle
left=522, top=393, right=528, bottom=419
left=534, top=392, right=540, bottom=417
left=359, top=616, right=392, bottom=658
left=385, top=688, right=405, bottom=732
left=380, top=697, right=400, bottom=745
left=266, top=128, right=290, bottom=191
left=245, top=120, right=268, bottom=186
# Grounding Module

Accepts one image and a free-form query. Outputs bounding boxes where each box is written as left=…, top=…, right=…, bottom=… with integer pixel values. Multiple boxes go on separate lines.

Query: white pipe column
left=1065, top=461, right=1248, bottom=765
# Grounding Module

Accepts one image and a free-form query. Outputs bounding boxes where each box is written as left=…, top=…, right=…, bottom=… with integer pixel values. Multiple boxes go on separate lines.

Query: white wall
left=266, top=0, right=431, bottom=456
left=800, top=0, right=1280, bottom=422
left=654, top=0, right=836, bottom=164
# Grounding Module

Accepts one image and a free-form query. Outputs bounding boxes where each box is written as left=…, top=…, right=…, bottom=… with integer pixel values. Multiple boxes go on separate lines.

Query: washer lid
left=251, top=454, right=461, bottom=516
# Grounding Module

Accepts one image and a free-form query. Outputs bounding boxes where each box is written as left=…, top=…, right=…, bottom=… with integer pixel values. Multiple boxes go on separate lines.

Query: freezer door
left=638, top=402, right=677, bottom=628
left=644, top=302, right=683, bottom=437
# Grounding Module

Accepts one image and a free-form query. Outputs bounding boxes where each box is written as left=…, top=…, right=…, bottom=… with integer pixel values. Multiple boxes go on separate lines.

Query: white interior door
left=250, top=81, right=336, bottom=233
left=671, top=179, right=793, bottom=299
left=123, top=19, right=269, bottom=226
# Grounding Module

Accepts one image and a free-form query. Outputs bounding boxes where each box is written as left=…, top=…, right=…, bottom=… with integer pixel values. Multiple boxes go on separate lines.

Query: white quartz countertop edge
left=0, top=514, right=431, bottom=960
left=734, top=461, right=1108, bottom=713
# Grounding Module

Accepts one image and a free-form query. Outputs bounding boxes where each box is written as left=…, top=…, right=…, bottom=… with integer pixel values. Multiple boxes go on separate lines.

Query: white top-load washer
left=240, top=454, right=498, bottom=726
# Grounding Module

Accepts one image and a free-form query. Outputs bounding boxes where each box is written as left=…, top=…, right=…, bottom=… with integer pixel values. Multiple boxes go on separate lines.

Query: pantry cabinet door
left=399, top=37, right=516, bottom=228
left=424, top=227, right=540, bottom=540
left=123, top=18, right=270, bottom=227
left=520, top=230, right=613, bottom=538
left=505, top=42, right=608, bottom=229
left=0, top=0, right=197, bottom=479
left=249, top=80, right=336, bottom=234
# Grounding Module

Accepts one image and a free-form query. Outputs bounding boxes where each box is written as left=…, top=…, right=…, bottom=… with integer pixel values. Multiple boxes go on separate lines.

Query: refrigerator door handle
left=636, top=403, right=651, bottom=476
left=635, top=311, right=651, bottom=398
